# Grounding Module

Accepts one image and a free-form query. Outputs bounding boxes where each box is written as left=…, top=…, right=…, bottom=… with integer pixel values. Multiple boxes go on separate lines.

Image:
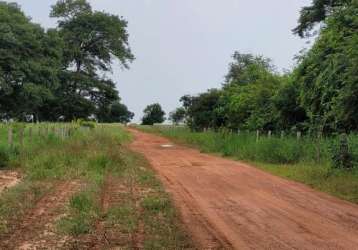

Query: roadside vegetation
left=0, top=124, right=192, bottom=249
left=138, top=125, right=358, bottom=203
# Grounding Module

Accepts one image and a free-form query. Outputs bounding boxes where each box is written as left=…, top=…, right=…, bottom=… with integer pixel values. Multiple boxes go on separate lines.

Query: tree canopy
left=169, top=107, right=186, bottom=125
left=294, top=2, right=358, bottom=132
left=0, top=0, right=134, bottom=123
left=0, top=2, right=62, bottom=121
left=293, top=0, right=352, bottom=37
left=142, top=103, right=166, bottom=125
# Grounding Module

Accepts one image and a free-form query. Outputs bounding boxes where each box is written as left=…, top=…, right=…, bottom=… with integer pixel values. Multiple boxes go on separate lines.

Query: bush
left=76, top=119, right=96, bottom=129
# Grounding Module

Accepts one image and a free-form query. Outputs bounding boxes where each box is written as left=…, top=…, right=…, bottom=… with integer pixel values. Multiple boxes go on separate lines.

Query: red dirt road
left=128, top=129, right=358, bottom=250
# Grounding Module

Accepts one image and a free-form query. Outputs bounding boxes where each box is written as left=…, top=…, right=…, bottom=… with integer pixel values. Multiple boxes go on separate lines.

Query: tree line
left=0, top=0, right=134, bottom=123
left=170, top=0, right=358, bottom=134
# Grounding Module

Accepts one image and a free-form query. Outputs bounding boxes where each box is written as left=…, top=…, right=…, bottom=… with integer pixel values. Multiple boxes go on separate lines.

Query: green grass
left=58, top=191, right=99, bottom=236
left=0, top=123, right=193, bottom=249
left=137, top=125, right=358, bottom=204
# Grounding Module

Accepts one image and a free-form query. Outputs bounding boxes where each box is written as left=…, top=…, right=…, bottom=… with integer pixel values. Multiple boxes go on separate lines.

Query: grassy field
left=0, top=123, right=193, bottom=249
left=138, top=125, right=358, bottom=204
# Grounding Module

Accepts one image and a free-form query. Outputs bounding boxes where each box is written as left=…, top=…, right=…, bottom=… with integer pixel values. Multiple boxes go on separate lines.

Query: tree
left=50, top=0, right=134, bottom=121
left=142, top=103, right=165, bottom=125
left=293, top=3, right=358, bottom=132
left=221, top=52, right=281, bottom=130
left=225, top=52, right=274, bottom=86
left=0, top=2, right=62, bottom=121
left=180, top=89, right=225, bottom=131
left=0, top=0, right=134, bottom=122
left=293, top=0, right=351, bottom=37
left=273, top=75, right=307, bottom=130
left=169, top=107, right=186, bottom=125
left=97, top=102, right=134, bottom=123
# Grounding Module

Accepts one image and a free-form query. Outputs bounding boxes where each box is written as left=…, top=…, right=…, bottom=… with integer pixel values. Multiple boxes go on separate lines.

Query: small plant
left=331, top=133, right=353, bottom=169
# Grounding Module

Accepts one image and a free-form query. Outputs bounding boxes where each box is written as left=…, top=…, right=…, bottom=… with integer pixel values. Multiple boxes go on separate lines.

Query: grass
left=0, top=123, right=193, bottom=249
left=137, top=125, right=358, bottom=204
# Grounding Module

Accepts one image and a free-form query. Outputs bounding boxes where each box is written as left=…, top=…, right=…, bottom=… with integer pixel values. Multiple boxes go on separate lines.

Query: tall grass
left=139, top=126, right=358, bottom=165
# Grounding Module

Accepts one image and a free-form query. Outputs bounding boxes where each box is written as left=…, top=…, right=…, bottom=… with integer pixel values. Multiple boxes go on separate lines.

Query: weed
left=141, top=195, right=171, bottom=214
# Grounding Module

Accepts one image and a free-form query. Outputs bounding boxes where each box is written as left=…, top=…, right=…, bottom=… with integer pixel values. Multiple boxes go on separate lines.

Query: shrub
left=76, top=119, right=96, bottom=129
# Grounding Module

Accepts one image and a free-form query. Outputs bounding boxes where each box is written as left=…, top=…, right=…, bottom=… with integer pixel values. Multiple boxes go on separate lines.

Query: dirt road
left=128, top=129, right=358, bottom=250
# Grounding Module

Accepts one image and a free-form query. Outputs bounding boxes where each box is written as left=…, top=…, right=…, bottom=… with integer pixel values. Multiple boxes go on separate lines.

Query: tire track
left=0, top=180, right=82, bottom=250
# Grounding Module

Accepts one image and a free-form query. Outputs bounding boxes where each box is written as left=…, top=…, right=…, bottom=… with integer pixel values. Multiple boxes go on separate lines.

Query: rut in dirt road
left=0, top=181, right=82, bottom=250
left=73, top=174, right=144, bottom=250
left=128, top=128, right=358, bottom=250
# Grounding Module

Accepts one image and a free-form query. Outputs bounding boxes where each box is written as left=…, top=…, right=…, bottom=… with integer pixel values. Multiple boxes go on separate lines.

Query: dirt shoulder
left=128, top=128, right=358, bottom=250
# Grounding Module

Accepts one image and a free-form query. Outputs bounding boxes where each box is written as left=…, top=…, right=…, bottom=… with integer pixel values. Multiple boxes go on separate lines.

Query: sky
left=15, top=0, right=311, bottom=122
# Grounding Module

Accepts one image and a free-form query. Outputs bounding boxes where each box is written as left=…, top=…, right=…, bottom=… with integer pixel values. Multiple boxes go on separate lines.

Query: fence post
left=316, top=131, right=322, bottom=164
left=281, top=131, right=284, bottom=139
left=61, top=127, right=65, bottom=139
left=297, top=131, right=301, bottom=140
left=29, top=127, right=32, bottom=143
left=268, top=130, right=272, bottom=138
left=256, top=130, right=260, bottom=142
left=19, top=127, right=24, bottom=147
left=8, top=127, right=13, bottom=148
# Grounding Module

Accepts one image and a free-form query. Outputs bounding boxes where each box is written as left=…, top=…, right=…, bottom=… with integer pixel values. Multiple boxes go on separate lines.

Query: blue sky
left=15, top=0, right=311, bottom=122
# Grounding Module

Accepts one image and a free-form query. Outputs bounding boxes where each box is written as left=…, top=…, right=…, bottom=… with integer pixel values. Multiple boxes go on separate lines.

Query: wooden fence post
left=281, top=131, right=285, bottom=139
left=29, top=127, right=32, bottom=143
left=297, top=131, right=301, bottom=140
left=19, top=127, right=24, bottom=147
left=8, top=127, right=13, bottom=148
left=268, top=130, right=272, bottom=138
left=256, top=130, right=260, bottom=142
